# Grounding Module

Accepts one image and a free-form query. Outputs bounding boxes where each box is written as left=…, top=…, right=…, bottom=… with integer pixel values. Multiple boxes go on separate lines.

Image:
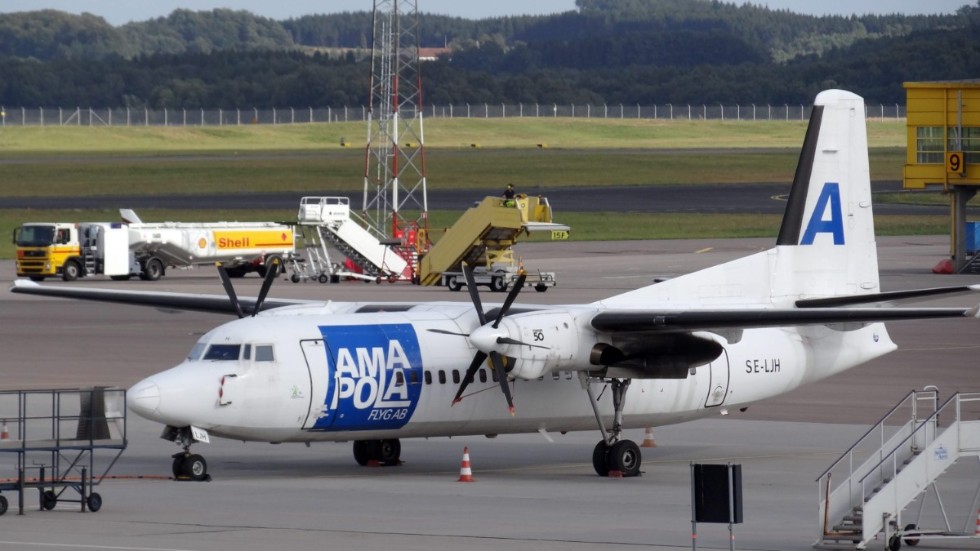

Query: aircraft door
left=705, top=349, right=730, bottom=408
left=300, top=339, right=330, bottom=429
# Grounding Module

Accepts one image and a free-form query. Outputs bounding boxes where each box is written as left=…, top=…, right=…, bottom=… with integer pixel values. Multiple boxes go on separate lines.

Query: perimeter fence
left=0, top=103, right=906, bottom=127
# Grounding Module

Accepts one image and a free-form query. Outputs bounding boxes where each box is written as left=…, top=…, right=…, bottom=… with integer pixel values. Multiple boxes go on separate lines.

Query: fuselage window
left=242, top=344, right=252, bottom=360
left=409, top=370, right=420, bottom=384
left=255, top=345, right=275, bottom=362
left=452, top=370, right=460, bottom=384
left=395, top=371, right=405, bottom=385
left=203, top=344, right=241, bottom=361
left=424, top=371, right=432, bottom=385
left=479, top=369, right=487, bottom=383
left=491, top=369, right=499, bottom=383
left=438, top=370, right=447, bottom=385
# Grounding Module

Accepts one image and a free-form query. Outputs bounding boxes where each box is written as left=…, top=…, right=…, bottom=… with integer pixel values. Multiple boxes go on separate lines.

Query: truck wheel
left=446, top=275, right=462, bottom=291
left=534, top=283, right=548, bottom=293
left=62, top=260, right=81, bottom=281
left=143, top=258, right=164, bottom=281
left=490, top=276, right=507, bottom=292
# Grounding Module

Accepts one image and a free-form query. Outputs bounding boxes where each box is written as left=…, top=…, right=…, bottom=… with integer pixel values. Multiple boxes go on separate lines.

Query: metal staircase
left=295, top=197, right=409, bottom=281
left=815, top=390, right=980, bottom=550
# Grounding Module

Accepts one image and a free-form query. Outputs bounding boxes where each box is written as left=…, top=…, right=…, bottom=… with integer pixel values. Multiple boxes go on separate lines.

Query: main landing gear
left=582, top=376, right=642, bottom=477
left=352, top=439, right=402, bottom=466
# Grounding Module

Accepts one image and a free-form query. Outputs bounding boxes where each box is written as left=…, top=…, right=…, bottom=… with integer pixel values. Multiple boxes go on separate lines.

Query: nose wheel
left=172, top=452, right=210, bottom=481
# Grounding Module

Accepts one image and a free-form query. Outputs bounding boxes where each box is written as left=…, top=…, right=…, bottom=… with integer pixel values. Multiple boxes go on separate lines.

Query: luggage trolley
left=0, top=388, right=127, bottom=515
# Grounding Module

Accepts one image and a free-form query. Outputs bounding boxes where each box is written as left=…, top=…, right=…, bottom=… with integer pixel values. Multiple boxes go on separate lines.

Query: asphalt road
left=0, top=181, right=961, bottom=216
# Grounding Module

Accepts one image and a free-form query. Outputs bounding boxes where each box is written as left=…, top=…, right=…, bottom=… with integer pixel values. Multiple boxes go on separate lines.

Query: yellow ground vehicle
left=14, top=223, right=87, bottom=281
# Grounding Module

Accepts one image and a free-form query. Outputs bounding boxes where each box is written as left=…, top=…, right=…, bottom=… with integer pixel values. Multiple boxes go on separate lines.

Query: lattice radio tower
left=362, top=0, right=428, bottom=251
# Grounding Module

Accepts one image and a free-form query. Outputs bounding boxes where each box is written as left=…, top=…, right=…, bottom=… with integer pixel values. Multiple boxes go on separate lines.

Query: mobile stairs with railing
left=291, top=197, right=409, bottom=283
left=815, top=389, right=980, bottom=551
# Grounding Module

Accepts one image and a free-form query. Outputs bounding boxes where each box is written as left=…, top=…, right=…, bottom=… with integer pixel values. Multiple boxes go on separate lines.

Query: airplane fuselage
left=128, top=301, right=896, bottom=443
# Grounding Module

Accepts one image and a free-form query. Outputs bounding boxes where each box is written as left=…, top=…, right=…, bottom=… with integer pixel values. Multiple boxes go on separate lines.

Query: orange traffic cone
left=1, top=419, right=8, bottom=441
left=641, top=427, right=657, bottom=448
left=457, top=447, right=474, bottom=482
left=974, top=509, right=980, bottom=536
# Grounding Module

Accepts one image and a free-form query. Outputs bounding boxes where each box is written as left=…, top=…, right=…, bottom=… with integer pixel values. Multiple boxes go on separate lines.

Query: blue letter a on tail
left=800, top=183, right=844, bottom=245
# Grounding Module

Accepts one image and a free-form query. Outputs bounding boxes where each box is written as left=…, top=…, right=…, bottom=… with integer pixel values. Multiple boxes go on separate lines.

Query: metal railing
left=0, top=103, right=908, bottom=127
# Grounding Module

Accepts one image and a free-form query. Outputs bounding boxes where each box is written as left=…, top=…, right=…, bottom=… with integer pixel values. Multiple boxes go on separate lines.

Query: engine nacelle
left=472, top=311, right=596, bottom=380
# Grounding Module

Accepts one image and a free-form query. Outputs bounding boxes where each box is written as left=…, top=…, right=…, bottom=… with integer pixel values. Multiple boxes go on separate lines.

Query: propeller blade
left=462, top=264, right=487, bottom=326
left=451, top=351, right=488, bottom=406
left=489, top=351, right=515, bottom=416
left=496, top=336, right=548, bottom=350
left=251, top=257, right=280, bottom=316
left=216, top=263, right=246, bottom=319
left=427, top=328, right=471, bottom=337
left=492, top=273, right=526, bottom=328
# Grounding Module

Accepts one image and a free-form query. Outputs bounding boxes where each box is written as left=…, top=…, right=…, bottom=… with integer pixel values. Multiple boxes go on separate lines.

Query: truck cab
left=13, top=223, right=79, bottom=281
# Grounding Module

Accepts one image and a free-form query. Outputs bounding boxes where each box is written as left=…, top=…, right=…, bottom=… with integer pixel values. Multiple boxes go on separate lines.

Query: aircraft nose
left=128, top=378, right=160, bottom=418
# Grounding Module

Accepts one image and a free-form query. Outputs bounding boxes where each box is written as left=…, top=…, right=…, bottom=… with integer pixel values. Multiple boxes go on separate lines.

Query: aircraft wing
left=9, top=280, right=310, bottom=315
left=794, top=284, right=980, bottom=308
left=590, top=305, right=980, bottom=333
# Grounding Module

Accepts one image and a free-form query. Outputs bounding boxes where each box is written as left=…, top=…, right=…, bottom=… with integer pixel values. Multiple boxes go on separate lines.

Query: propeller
left=432, top=265, right=532, bottom=415
left=216, top=257, right=280, bottom=318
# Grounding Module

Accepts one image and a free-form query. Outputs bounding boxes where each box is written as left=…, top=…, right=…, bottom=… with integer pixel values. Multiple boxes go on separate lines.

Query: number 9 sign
left=947, top=151, right=965, bottom=174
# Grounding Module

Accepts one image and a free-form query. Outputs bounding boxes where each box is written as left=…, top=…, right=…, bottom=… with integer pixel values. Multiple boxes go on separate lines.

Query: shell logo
left=197, top=237, right=207, bottom=249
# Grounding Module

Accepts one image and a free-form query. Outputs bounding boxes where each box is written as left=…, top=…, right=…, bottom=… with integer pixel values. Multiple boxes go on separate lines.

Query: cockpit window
left=203, top=344, right=241, bottom=361
left=187, top=342, right=207, bottom=361
left=255, top=345, right=275, bottom=362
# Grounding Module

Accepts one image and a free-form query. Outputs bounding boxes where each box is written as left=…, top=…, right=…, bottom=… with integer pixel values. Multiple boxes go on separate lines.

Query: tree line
left=0, top=0, right=978, bottom=107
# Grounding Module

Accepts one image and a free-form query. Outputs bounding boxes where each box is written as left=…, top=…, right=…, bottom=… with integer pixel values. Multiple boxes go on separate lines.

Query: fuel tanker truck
left=14, top=214, right=294, bottom=282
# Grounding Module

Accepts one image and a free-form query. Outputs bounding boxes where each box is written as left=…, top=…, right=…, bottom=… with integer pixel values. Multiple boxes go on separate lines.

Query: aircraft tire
left=378, top=439, right=401, bottom=465
left=182, top=454, right=208, bottom=481
left=353, top=440, right=372, bottom=466
left=608, top=440, right=641, bottom=477
left=592, top=441, right=610, bottom=477
left=172, top=455, right=184, bottom=478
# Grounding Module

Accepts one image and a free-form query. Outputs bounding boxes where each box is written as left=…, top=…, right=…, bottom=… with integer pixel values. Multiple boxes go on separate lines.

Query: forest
left=0, top=0, right=978, bottom=108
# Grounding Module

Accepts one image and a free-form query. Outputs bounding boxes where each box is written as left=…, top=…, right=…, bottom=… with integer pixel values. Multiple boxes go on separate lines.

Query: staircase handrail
left=815, top=389, right=928, bottom=482
left=856, top=393, right=958, bottom=490
left=857, top=391, right=980, bottom=491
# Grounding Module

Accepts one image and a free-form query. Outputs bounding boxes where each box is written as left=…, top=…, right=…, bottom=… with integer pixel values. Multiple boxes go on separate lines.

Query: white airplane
left=11, top=90, right=980, bottom=482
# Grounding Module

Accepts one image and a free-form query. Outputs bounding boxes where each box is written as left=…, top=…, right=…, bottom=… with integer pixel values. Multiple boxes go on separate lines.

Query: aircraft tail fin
left=599, top=89, right=878, bottom=308
left=770, top=89, right=879, bottom=299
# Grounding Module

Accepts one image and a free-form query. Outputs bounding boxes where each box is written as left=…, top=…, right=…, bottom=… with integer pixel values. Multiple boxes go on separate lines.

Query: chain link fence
left=0, top=103, right=906, bottom=126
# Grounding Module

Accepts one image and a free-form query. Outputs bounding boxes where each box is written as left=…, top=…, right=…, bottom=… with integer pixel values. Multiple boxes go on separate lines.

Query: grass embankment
left=0, top=118, right=933, bottom=260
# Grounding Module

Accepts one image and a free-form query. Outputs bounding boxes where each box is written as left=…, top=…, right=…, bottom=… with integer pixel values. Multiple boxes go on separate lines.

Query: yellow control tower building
left=903, top=80, right=980, bottom=271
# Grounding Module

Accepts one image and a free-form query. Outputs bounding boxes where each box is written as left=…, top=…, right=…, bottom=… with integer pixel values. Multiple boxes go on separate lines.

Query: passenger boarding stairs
left=815, top=390, right=980, bottom=550
left=296, top=197, right=408, bottom=280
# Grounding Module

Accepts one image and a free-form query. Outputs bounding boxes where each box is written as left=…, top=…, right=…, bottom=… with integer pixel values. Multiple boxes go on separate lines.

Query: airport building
left=903, top=80, right=980, bottom=271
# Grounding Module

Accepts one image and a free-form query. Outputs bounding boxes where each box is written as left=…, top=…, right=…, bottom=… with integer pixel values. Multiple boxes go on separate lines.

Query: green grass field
left=0, top=118, right=933, bottom=260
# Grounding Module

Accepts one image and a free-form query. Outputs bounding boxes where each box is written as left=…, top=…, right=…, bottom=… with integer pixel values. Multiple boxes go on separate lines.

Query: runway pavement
left=1, top=237, right=979, bottom=550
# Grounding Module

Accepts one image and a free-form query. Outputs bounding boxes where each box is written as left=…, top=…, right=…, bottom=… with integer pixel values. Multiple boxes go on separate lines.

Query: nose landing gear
left=164, top=426, right=211, bottom=481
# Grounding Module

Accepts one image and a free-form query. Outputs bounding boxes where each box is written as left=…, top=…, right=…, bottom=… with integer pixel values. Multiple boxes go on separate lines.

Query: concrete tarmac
left=2, top=237, right=980, bottom=550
